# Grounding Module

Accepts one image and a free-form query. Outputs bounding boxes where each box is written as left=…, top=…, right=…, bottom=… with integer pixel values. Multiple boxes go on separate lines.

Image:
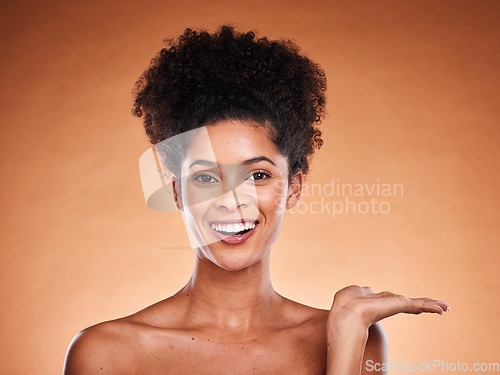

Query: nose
left=214, top=189, right=248, bottom=211
left=212, top=164, right=256, bottom=211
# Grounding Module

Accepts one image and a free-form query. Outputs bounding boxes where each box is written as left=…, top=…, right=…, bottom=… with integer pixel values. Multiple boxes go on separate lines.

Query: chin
left=218, top=260, right=254, bottom=272
left=210, top=248, right=262, bottom=272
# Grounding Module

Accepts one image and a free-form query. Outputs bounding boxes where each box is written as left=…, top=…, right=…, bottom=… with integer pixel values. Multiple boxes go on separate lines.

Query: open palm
left=330, top=285, right=450, bottom=327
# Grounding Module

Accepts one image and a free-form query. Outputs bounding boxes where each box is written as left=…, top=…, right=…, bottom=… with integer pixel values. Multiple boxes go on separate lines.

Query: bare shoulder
left=366, top=322, right=388, bottom=356
left=362, top=323, right=389, bottom=375
left=63, top=319, right=141, bottom=375
left=63, top=296, right=182, bottom=375
left=278, top=295, right=330, bottom=340
left=278, top=296, right=388, bottom=374
left=280, top=295, right=329, bottom=323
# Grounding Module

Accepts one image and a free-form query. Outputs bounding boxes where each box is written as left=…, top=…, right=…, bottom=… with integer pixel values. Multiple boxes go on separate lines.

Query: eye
left=249, top=170, right=271, bottom=182
left=192, top=172, right=220, bottom=184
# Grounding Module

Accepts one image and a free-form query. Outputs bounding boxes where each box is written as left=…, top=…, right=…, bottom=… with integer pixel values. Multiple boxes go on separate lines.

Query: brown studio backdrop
left=1, top=0, right=499, bottom=373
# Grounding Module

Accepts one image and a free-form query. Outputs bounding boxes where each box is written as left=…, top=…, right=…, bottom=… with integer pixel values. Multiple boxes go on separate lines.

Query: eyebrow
left=189, top=156, right=276, bottom=169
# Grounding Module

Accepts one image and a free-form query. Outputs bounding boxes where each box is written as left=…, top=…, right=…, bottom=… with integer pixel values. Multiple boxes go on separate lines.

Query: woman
left=63, top=25, right=449, bottom=375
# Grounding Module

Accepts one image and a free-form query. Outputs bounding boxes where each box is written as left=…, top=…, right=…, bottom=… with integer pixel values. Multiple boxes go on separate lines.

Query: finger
left=435, top=300, right=450, bottom=312
left=413, top=298, right=450, bottom=312
left=404, top=298, right=448, bottom=315
left=429, top=304, right=444, bottom=315
left=362, top=286, right=375, bottom=292
left=368, top=294, right=414, bottom=322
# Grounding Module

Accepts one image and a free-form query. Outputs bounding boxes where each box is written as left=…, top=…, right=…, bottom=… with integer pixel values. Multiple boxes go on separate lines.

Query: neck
left=179, top=250, right=281, bottom=333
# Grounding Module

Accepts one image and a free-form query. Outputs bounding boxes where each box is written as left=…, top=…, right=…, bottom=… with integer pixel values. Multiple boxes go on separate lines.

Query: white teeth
left=244, top=222, right=255, bottom=230
left=211, top=221, right=257, bottom=233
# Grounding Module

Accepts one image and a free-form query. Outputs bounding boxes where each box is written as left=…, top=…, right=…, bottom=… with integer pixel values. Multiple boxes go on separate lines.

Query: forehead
left=183, top=120, right=285, bottom=165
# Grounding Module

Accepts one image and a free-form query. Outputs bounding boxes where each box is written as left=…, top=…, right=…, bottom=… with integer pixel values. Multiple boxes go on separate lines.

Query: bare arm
left=325, top=285, right=449, bottom=375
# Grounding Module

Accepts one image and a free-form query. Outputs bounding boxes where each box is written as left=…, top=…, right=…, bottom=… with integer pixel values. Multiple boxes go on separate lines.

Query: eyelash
left=192, top=171, right=220, bottom=184
left=191, top=170, right=272, bottom=184
left=249, top=170, right=271, bottom=182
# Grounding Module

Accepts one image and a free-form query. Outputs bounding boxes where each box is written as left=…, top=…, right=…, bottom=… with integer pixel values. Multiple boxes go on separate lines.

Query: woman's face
left=174, top=119, right=301, bottom=271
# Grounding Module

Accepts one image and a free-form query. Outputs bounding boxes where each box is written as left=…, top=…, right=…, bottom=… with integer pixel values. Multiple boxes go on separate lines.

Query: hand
left=328, top=285, right=450, bottom=329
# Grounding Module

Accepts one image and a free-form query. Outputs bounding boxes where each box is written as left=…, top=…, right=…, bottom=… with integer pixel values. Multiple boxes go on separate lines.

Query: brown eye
left=250, top=170, right=271, bottom=181
left=193, top=173, right=220, bottom=184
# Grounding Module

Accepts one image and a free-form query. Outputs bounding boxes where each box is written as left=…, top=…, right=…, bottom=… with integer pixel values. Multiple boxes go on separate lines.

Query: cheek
left=181, top=186, right=213, bottom=225
left=181, top=180, right=219, bottom=216
left=184, top=200, right=212, bottom=221
left=257, top=182, right=289, bottom=213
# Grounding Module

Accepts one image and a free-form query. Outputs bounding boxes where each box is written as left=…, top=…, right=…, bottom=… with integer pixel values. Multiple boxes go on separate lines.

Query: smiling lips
left=209, top=219, right=259, bottom=245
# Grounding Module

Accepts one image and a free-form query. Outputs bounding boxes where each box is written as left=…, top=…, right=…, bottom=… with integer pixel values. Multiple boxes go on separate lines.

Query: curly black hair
left=132, top=25, right=326, bottom=180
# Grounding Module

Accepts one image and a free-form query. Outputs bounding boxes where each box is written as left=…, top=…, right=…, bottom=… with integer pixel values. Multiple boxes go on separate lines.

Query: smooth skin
left=64, top=120, right=449, bottom=375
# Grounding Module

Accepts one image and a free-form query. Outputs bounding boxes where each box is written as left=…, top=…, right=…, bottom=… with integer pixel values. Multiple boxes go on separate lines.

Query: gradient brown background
left=1, top=0, right=499, bottom=374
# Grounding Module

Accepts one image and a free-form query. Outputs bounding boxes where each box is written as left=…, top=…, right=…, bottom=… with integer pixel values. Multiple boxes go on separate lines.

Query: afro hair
left=132, top=25, right=327, bottom=179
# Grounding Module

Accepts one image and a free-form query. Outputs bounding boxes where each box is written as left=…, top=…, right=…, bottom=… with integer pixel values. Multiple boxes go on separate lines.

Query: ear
left=171, top=175, right=183, bottom=211
left=286, top=170, right=303, bottom=210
